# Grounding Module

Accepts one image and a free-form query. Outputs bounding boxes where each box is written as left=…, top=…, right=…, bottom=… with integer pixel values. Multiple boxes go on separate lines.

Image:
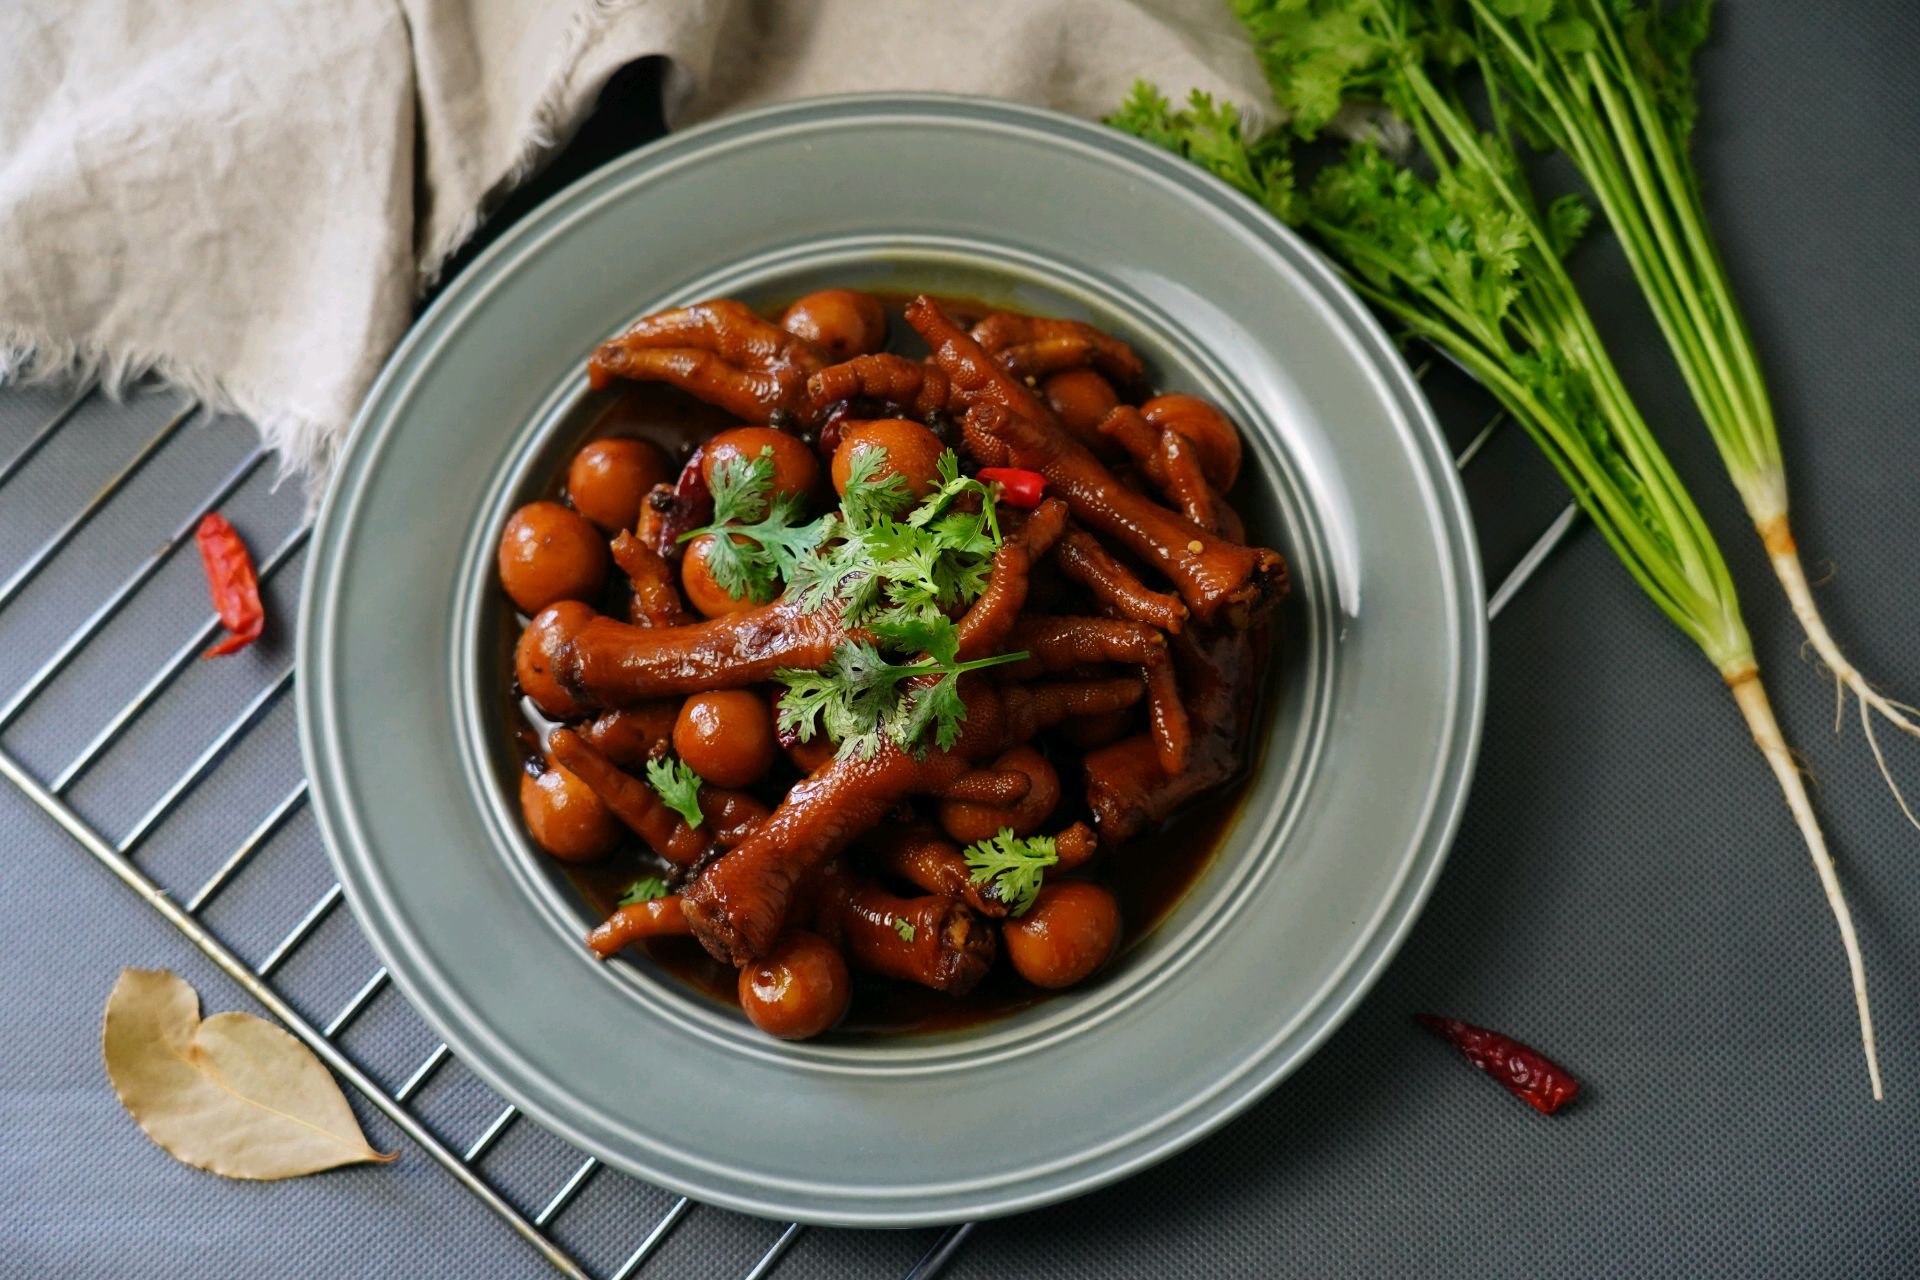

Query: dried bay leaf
left=103, top=968, right=395, bottom=1179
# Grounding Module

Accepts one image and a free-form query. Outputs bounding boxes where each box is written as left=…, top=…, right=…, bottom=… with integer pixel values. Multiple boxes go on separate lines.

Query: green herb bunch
left=1109, top=0, right=1883, bottom=1096
left=1456, top=0, right=1920, bottom=806
left=677, top=442, right=1027, bottom=761
left=777, top=452, right=1026, bottom=760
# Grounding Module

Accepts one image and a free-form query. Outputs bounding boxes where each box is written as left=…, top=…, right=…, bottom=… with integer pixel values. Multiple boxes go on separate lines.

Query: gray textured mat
left=7, top=2, right=1919, bottom=1274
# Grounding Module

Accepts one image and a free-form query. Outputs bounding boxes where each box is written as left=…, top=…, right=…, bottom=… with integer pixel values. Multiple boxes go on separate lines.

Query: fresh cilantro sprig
left=709, top=446, right=778, bottom=524
left=678, top=447, right=825, bottom=604
left=676, top=444, right=1001, bottom=618
left=908, top=451, right=1002, bottom=546
left=776, top=447, right=1026, bottom=759
left=1108, top=84, right=1299, bottom=224
left=774, top=636, right=1026, bottom=761
left=643, top=755, right=704, bottom=828
left=1108, top=3, right=1891, bottom=1097
left=838, top=445, right=914, bottom=528
left=893, top=917, right=917, bottom=943
left=616, top=875, right=671, bottom=907
left=673, top=441, right=1021, bottom=759
left=787, top=450, right=1003, bottom=626
left=963, top=828, right=1059, bottom=918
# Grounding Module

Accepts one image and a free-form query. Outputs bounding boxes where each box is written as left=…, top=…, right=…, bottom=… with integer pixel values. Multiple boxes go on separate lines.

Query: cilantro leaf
left=963, top=828, right=1059, bottom=918
left=786, top=448, right=1002, bottom=633
left=760, top=445, right=1020, bottom=757
left=866, top=608, right=961, bottom=665
left=774, top=640, right=909, bottom=760
left=617, top=875, right=672, bottom=907
left=644, top=755, right=705, bottom=828
left=1544, top=192, right=1593, bottom=258
left=774, top=644, right=1027, bottom=761
left=893, top=917, right=917, bottom=943
left=897, top=670, right=973, bottom=754
left=1108, top=84, right=1300, bottom=225
left=1623, top=0, right=1714, bottom=143
left=681, top=482, right=825, bottom=605
left=907, top=451, right=1003, bottom=545
left=839, top=444, right=915, bottom=528
left=707, top=446, right=776, bottom=525
left=786, top=518, right=870, bottom=611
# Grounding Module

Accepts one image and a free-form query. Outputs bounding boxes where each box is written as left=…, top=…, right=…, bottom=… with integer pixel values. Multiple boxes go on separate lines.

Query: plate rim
left=298, top=91, right=1487, bottom=1226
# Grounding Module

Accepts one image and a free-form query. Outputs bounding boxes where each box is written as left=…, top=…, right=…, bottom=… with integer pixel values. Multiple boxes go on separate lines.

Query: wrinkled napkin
left=0, top=1, right=1267, bottom=493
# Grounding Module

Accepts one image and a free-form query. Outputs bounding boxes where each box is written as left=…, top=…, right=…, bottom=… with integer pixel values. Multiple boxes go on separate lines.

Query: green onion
left=1110, top=0, right=1882, bottom=1097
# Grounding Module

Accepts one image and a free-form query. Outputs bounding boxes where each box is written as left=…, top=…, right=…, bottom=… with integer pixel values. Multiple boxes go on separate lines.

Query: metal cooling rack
left=0, top=367, right=1574, bottom=1279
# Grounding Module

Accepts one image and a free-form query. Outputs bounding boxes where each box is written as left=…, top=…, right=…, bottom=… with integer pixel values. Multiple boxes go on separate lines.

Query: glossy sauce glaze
left=502, top=292, right=1274, bottom=1036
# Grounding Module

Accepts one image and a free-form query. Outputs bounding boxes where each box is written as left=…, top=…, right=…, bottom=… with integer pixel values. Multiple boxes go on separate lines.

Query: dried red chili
left=977, top=467, right=1047, bottom=509
left=196, top=513, right=265, bottom=658
left=1416, top=1014, right=1580, bottom=1115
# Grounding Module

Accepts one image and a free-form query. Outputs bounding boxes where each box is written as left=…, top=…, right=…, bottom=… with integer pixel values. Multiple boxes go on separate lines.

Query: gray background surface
left=5, top=2, right=1919, bottom=1275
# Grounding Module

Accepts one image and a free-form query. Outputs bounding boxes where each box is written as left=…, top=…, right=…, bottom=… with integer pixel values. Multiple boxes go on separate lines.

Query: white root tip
left=1765, top=524, right=1920, bottom=834
left=1730, top=670, right=1884, bottom=1100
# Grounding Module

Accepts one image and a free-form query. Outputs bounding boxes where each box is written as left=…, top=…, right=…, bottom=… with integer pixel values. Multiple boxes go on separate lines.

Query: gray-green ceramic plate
left=298, top=94, right=1486, bottom=1227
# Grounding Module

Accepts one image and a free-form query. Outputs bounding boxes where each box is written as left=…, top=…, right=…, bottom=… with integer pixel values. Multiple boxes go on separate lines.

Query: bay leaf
left=102, top=968, right=395, bottom=1179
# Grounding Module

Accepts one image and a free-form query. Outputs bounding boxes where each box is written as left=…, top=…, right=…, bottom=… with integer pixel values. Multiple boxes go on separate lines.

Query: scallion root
left=1728, top=664, right=1883, bottom=1100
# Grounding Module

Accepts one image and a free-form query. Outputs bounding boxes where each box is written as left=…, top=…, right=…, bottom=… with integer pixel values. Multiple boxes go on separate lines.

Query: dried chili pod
left=1417, top=1014, right=1581, bottom=1115
left=196, top=513, right=264, bottom=658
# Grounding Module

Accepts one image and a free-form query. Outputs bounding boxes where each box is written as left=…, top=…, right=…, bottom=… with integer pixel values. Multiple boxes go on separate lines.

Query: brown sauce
left=500, top=293, right=1273, bottom=1036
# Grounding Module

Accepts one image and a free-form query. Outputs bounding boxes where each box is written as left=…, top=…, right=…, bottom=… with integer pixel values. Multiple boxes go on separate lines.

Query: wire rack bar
left=465, top=1104, right=523, bottom=1163
left=0, top=397, right=198, bottom=611
left=538, top=1158, right=603, bottom=1227
left=609, top=1198, right=693, bottom=1280
left=0, top=352, right=1584, bottom=1280
left=904, top=1225, right=976, bottom=1280
left=52, top=525, right=310, bottom=793
left=1488, top=501, right=1581, bottom=622
left=0, top=444, right=267, bottom=730
left=394, top=1043, right=454, bottom=1104
left=115, top=665, right=296, bottom=846
left=1452, top=408, right=1507, bottom=474
left=323, top=966, right=392, bottom=1039
left=257, top=883, right=344, bottom=977
left=0, top=739, right=592, bottom=1280
left=0, top=379, right=95, bottom=490
left=185, top=779, right=311, bottom=912
left=744, top=1224, right=806, bottom=1280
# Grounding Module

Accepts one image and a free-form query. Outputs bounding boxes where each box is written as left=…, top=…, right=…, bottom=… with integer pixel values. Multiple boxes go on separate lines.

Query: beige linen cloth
left=0, top=1, right=1267, bottom=493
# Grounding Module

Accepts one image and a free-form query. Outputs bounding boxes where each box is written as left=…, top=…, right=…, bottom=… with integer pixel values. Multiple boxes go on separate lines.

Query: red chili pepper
left=976, top=467, right=1047, bottom=509
left=1417, top=1014, right=1580, bottom=1115
left=196, top=513, right=265, bottom=658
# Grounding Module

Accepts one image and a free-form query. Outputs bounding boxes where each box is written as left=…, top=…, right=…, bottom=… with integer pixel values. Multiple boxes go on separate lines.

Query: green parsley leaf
left=616, top=875, right=671, bottom=907
left=786, top=449, right=1003, bottom=630
left=762, top=445, right=1020, bottom=757
left=644, top=755, right=705, bottom=828
left=893, top=917, right=917, bottom=943
left=896, top=670, right=973, bottom=754
left=786, top=517, right=870, bottom=611
left=963, top=828, right=1059, bottom=918
left=774, top=640, right=903, bottom=759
